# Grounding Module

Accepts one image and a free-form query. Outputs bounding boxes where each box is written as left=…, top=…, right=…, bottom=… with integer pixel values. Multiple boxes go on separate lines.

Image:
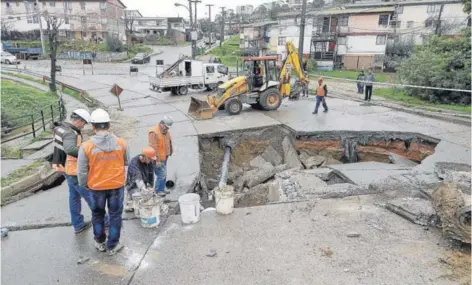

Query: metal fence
left=1, top=99, right=65, bottom=144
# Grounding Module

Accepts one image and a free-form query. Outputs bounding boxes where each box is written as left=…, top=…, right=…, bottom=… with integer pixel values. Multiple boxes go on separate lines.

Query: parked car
left=0, top=51, right=19, bottom=64
left=131, top=53, right=151, bottom=64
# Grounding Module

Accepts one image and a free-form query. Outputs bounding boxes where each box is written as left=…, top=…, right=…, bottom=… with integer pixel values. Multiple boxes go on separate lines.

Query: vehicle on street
left=131, top=53, right=151, bottom=64
left=0, top=51, right=19, bottom=64
left=188, top=41, right=309, bottom=119
left=203, top=32, right=216, bottom=45
left=150, top=57, right=229, bottom=95
left=1, top=41, right=41, bottom=60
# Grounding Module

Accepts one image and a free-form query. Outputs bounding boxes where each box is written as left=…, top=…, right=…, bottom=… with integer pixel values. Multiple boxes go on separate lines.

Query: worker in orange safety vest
left=312, top=77, right=328, bottom=114
left=77, top=108, right=129, bottom=255
left=148, top=116, right=173, bottom=197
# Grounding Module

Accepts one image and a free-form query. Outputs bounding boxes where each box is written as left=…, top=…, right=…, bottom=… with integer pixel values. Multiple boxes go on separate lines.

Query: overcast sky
left=122, top=0, right=266, bottom=20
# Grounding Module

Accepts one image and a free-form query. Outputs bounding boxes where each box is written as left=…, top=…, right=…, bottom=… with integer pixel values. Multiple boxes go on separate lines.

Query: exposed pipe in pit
left=218, top=139, right=236, bottom=188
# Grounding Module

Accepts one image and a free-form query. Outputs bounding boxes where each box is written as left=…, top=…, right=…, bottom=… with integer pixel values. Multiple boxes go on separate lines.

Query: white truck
left=203, top=32, right=216, bottom=45
left=150, top=59, right=229, bottom=95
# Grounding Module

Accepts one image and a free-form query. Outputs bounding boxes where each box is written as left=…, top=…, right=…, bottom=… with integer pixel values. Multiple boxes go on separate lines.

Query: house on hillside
left=131, top=17, right=187, bottom=43
left=240, top=21, right=277, bottom=56
left=1, top=0, right=126, bottom=42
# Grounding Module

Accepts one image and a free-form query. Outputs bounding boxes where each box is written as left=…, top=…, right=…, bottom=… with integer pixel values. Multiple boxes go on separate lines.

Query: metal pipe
left=218, top=146, right=231, bottom=187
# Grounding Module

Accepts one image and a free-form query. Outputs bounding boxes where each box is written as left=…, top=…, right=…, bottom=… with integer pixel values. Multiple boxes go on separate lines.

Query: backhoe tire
left=259, top=88, right=282, bottom=111
left=225, top=98, right=242, bottom=116
left=178, top=85, right=188, bottom=96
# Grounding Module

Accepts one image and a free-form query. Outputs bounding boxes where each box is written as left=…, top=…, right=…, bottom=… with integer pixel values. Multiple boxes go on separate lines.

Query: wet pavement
left=1, top=48, right=471, bottom=284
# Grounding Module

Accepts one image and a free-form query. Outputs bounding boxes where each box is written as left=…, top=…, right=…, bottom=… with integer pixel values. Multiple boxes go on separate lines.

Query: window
left=278, top=36, right=286, bottom=46
left=24, top=1, right=32, bottom=10
left=63, top=1, right=71, bottom=10
left=82, top=31, right=87, bottom=38
left=100, top=1, right=107, bottom=10
left=15, top=2, right=19, bottom=7
left=50, top=1, right=55, bottom=7
left=27, top=16, right=33, bottom=23
left=393, top=21, right=401, bottom=28
left=6, top=2, right=10, bottom=7
left=8, top=16, right=13, bottom=19
left=81, top=16, right=87, bottom=24
left=376, top=35, right=386, bottom=45
left=407, top=21, right=414, bottom=28
left=65, top=16, right=69, bottom=24
left=17, top=16, right=21, bottom=20
left=337, top=36, right=346, bottom=45
left=206, top=66, right=215, bottom=73
left=339, top=16, right=348, bottom=27
left=80, top=1, right=85, bottom=10
left=378, top=14, right=389, bottom=26
left=33, top=15, right=39, bottom=23
left=396, top=6, right=403, bottom=14
left=427, top=5, right=436, bottom=13
left=42, top=1, right=46, bottom=6
left=425, top=19, right=437, bottom=27
left=217, top=65, right=228, bottom=75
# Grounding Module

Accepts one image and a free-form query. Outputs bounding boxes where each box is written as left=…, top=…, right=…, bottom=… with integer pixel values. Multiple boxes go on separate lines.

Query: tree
left=269, top=3, right=282, bottom=20
left=396, top=32, right=471, bottom=105
left=312, top=0, right=325, bottom=8
left=124, top=11, right=135, bottom=45
left=464, top=0, right=471, bottom=14
left=44, top=13, right=63, bottom=93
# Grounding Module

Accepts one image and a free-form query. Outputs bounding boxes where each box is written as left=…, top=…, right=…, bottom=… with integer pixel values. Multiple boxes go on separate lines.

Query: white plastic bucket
left=138, top=196, right=161, bottom=228
left=178, top=193, right=201, bottom=224
left=132, top=192, right=142, bottom=218
left=215, top=185, right=234, bottom=215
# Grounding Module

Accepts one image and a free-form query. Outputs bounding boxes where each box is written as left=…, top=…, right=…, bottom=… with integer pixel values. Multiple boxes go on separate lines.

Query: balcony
left=312, top=31, right=336, bottom=41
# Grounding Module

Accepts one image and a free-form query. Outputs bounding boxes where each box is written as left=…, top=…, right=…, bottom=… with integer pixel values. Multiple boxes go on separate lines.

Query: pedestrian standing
left=356, top=70, right=365, bottom=94
left=52, top=109, right=97, bottom=234
left=312, top=77, right=328, bottom=114
left=77, top=109, right=129, bottom=255
left=148, top=116, right=173, bottom=197
left=364, top=69, right=375, bottom=101
left=124, top=147, right=157, bottom=212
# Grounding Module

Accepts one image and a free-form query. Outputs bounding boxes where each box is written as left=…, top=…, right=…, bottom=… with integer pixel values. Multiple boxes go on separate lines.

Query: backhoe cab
left=187, top=41, right=309, bottom=120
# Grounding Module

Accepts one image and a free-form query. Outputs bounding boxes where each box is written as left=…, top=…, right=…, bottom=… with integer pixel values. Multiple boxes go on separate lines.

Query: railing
left=1, top=100, right=65, bottom=144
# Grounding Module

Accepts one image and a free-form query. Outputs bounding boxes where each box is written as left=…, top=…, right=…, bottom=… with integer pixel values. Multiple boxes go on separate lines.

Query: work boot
left=107, top=242, right=124, bottom=256
left=157, top=192, right=166, bottom=197
left=312, top=111, right=318, bottom=115
left=164, top=189, right=171, bottom=194
left=323, top=109, right=328, bottom=113
left=74, top=223, right=91, bottom=235
left=94, top=241, right=106, bottom=252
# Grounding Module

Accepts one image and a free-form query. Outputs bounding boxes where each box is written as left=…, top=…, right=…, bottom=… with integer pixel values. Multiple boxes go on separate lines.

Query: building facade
left=129, top=16, right=187, bottom=43
left=1, top=0, right=126, bottom=41
left=236, top=5, right=254, bottom=16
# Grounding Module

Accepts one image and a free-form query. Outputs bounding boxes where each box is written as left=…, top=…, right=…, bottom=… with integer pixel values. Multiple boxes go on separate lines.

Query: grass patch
left=126, top=44, right=153, bottom=59
left=209, top=35, right=242, bottom=67
left=313, top=70, right=392, bottom=83
left=1, top=79, right=58, bottom=127
left=1, top=160, right=42, bottom=187
left=13, top=40, right=110, bottom=52
left=1, top=146, right=22, bottom=159
left=30, top=129, right=52, bottom=142
left=375, top=88, right=471, bottom=113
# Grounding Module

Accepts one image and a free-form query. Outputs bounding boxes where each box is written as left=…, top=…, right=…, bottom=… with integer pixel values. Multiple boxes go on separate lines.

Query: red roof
left=243, top=56, right=278, bottom=62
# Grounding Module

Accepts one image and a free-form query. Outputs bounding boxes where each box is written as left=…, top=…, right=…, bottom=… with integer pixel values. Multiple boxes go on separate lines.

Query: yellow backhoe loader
left=188, top=41, right=309, bottom=120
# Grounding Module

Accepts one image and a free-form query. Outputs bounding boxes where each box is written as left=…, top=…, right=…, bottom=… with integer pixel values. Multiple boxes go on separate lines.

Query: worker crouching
left=124, top=147, right=157, bottom=212
left=148, top=116, right=173, bottom=197
left=77, top=108, right=129, bottom=255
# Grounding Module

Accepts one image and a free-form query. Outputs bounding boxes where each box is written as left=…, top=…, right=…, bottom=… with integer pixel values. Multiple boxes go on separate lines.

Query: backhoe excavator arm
left=279, top=41, right=309, bottom=98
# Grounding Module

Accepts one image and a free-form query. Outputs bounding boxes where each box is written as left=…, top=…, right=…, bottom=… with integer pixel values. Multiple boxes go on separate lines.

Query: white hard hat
left=72, top=109, right=90, bottom=123
left=162, top=115, right=173, bottom=127
left=90, top=108, right=110, bottom=123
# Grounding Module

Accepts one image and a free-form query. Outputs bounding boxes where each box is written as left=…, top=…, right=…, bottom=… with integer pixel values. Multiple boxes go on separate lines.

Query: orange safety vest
left=65, top=135, right=82, bottom=176
left=149, top=126, right=172, bottom=162
left=82, top=137, right=127, bottom=191
left=316, top=84, right=326, bottom=97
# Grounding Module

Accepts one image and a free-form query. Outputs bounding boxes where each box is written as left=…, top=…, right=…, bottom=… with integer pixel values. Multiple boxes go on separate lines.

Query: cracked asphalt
left=1, top=43, right=471, bottom=284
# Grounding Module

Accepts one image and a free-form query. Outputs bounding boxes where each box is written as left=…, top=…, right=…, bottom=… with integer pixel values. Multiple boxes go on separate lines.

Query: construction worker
left=52, top=109, right=96, bottom=234
left=77, top=108, right=129, bottom=255
left=124, top=147, right=157, bottom=212
left=312, top=77, right=328, bottom=114
left=148, top=116, right=173, bottom=197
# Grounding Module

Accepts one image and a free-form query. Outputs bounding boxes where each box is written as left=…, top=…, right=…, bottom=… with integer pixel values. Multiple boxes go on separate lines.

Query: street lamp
left=175, top=2, right=196, bottom=59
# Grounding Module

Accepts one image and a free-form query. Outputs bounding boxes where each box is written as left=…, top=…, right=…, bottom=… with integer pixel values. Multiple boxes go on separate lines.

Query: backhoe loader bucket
left=188, top=97, right=215, bottom=120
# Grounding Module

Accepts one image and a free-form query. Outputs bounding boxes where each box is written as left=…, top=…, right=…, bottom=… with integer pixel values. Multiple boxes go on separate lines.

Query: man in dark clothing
left=124, top=147, right=157, bottom=212
left=364, top=69, right=375, bottom=101
left=356, top=70, right=365, bottom=94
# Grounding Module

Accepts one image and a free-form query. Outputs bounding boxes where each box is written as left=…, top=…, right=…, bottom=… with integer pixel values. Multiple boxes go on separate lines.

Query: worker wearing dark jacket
left=124, top=147, right=157, bottom=212
left=312, top=77, right=328, bottom=114
left=52, top=109, right=94, bottom=234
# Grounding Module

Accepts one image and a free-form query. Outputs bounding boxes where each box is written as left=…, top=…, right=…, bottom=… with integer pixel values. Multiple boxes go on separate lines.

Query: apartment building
left=236, top=5, right=254, bottom=16
left=240, top=21, right=277, bottom=56
left=130, top=16, right=187, bottom=42
left=1, top=0, right=126, bottom=41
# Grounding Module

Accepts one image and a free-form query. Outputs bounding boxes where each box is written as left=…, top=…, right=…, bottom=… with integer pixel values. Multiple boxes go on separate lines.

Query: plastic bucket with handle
left=178, top=193, right=201, bottom=224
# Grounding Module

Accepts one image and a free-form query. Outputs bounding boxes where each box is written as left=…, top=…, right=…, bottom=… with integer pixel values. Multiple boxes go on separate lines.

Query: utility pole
left=206, top=4, right=214, bottom=36
left=435, top=4, right=444, bottom=35
left=187, top=0, right=195, bottom=59
left=35, top=0, right=46, bottom=54
left=219, top=7, right=225, bottom=47
left=298, top=0, right=307, bottom=65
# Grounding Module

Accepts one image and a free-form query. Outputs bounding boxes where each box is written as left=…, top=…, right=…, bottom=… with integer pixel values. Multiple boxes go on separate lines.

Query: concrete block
left=236, top=184, right=269, bottom=207
left=267, top=181, right=281, bottom=202
left=261, top=145, right=283, bottom=166
left=386, top=197, right=438, bottom=226
left=249, top=156, right=268, bottom=169
left=299, top=152, right=326, bottom=169
left=275, top=164, right=289, bottom=173
left=247, top=163, right=276, bottom=188
left=434, top=162, right=471, bottom=194
left=282, top=136, right=303, bottom=169
left=389, top=153, right=419, bottom=167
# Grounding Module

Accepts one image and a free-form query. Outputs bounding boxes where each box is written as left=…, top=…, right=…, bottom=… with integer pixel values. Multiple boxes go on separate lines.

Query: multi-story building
left=236, top=5, right=254, bottom=16
left=240, top=21, right=277, bottom=56
left=1, top=0, right=126, bottom=41
left=130, top=16, right=187, bottom=43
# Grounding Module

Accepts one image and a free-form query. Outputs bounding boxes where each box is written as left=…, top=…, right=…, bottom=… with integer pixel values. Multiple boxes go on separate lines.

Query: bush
left=397, top=32, right=471, bottom=105
left=304, top=59, right=317, bottom=72
left=105, top=35, right=124, bottom=52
